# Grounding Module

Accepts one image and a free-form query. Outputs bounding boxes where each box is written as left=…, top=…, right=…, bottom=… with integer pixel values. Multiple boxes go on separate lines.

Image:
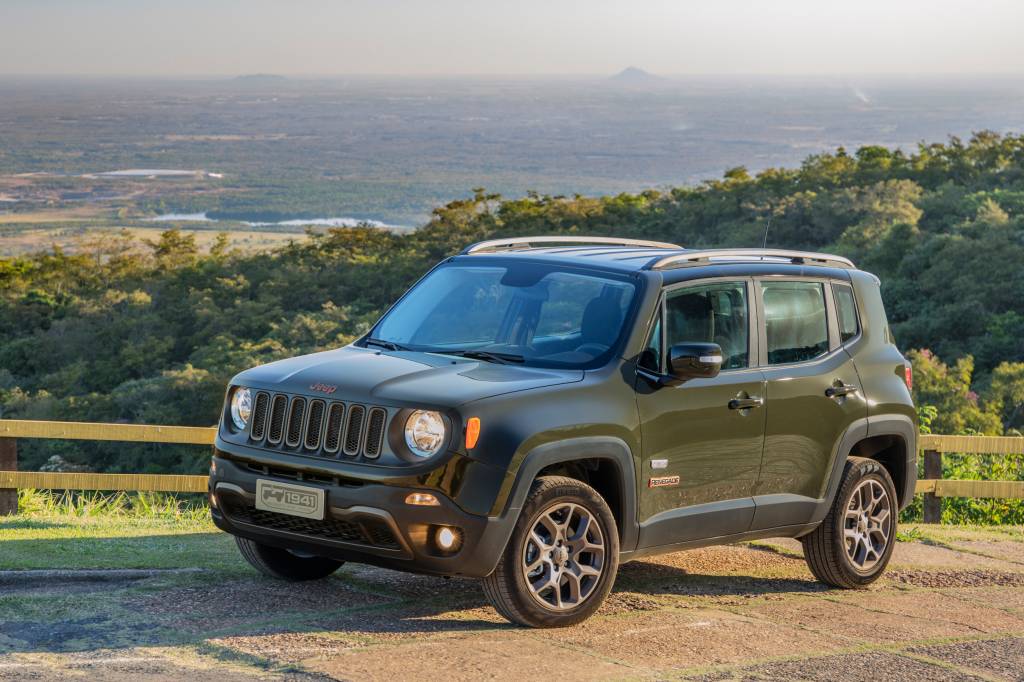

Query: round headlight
left=230, top=387, right=252, bottom=431
left=404, top=410, right=446, bottom=458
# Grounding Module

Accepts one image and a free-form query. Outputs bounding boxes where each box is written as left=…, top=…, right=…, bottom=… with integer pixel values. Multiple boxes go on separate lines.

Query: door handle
left=825, top=384, right=858, bottom=398
left=728, top=397, right=764, bottom=410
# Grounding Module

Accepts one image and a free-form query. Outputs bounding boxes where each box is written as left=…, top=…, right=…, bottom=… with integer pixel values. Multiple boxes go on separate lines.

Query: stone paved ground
left=0, top=524, right=1022, bottom=680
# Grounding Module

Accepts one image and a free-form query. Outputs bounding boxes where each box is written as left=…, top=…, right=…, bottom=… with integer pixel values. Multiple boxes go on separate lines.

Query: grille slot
left=249, top=392, right=270, bottom=441
left=304, top=399, right=326, bottom=450
left=343, top=405, right=366, bottom=456
left=323, top=403, right=345, bottom=453
left=285, top=397, right=306, bottom=447
left=267, top=394, right=288, bottom=444
left=364, top=408, right=387, bottom=458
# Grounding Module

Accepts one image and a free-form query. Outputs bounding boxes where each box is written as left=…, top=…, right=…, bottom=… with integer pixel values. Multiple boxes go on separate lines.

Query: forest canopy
left=2, top=132, right=1024, bottom=473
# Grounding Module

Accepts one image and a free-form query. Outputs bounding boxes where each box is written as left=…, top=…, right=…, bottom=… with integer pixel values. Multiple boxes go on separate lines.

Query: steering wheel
left=573, top=342, right=610, bottom=357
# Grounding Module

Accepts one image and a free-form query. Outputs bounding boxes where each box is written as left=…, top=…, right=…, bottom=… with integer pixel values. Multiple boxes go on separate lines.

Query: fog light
left=405, top=492, right=440, bottom=506
left=436, top=526, right=461, bottom=551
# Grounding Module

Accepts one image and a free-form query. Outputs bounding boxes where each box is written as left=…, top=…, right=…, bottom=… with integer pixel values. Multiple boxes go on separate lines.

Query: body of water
left=147, top=212, right=404, bottom=229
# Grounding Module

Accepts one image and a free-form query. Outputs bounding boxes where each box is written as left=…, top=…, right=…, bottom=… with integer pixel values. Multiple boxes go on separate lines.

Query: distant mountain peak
left=610, top=67, right=661, bottom=83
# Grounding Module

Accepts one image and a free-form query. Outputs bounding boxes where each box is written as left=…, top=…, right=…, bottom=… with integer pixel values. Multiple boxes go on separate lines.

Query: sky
left=1, top=0, right=1022, bottom=77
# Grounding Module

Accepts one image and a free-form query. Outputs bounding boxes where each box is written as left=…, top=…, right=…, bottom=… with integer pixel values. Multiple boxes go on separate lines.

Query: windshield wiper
left=439, top=349, right=526, bottom=365
left=363, top=338, right=408, bottom=352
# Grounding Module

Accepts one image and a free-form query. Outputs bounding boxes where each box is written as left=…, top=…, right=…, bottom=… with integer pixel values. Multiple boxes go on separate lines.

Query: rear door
left=750, top=277, right=867, bottom=530
left=635, top=278, right=767, bottom=548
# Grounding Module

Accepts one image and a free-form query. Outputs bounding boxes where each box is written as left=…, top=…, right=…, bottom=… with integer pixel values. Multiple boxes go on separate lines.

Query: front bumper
left=209, top=455, right=514, bottom=577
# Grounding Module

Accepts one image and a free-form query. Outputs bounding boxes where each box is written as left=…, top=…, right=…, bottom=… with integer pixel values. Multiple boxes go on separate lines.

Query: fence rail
left=0, top=420, right=1021, bottom=519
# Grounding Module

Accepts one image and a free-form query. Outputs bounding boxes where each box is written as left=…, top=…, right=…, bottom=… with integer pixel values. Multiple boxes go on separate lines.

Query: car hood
left=232, top=345, right=584, bottom=408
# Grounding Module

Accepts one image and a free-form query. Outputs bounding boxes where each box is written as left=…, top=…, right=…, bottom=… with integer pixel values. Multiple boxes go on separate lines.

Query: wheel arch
left=500, top=436, right=639, bottom=553
left=810, top=414, right=917, bottom=526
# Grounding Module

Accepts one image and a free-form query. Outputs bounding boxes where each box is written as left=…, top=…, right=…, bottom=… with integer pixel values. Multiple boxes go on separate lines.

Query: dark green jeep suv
left=210, top=236, right=917, bottom=627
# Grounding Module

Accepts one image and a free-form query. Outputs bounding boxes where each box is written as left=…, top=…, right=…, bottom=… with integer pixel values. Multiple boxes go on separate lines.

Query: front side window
left=761, top=280, right=829, bottom=365
left=665, top=281, right=749, bottom=370
left=369, top=262, right=637, bottom=369
left=832, top=282, right=860, bottom=343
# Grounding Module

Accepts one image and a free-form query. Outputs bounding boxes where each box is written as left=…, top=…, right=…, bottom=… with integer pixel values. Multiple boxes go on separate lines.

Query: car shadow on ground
left=0, top=534, right=834, bottom=657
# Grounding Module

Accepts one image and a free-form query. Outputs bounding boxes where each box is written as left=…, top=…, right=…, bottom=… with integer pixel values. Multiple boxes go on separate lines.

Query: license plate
left=255, top=479, right=325, bottom=520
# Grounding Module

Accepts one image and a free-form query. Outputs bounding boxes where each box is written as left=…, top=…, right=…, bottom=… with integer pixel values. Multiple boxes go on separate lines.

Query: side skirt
left=621, top=522, right=819, bottom=563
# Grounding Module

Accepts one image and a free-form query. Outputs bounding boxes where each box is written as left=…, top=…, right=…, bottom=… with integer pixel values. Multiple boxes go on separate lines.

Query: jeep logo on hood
left=309, top=382, right=338, bottom=394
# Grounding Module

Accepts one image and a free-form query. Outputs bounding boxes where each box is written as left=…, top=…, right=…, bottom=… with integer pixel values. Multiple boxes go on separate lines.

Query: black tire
left=481, top=476, right=619, bottom=628
left=802, top=456, right=898, bottom=588
left=235, top=536, right=344, bottom=581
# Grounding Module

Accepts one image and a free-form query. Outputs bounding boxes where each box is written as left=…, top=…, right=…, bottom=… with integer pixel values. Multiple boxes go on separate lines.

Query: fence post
left=0, top=438, right=16, bottom=515
left=922, top=448, right=942, bottom=523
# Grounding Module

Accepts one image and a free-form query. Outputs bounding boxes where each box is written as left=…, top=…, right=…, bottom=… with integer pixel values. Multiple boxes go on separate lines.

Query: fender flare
left=498, top=436, right=640, bottom=553
left=810, top=414, right=918, bottom=526
left=868, top=414, right=918, bottom=509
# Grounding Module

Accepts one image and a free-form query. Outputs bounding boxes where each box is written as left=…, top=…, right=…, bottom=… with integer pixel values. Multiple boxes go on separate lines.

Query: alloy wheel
left=844, top=478, right=892, bottom=572
left=521, top=501, right=605, bottom=611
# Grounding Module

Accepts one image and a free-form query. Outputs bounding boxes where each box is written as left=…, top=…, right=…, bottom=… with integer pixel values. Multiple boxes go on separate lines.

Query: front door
left=750, top=278, right=868, bottom=530
left=635, top=279, right=767, bottom=549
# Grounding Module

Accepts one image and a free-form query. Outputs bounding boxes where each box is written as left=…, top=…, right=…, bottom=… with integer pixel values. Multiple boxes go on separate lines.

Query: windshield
left=367, top=262, right=638, bottom=368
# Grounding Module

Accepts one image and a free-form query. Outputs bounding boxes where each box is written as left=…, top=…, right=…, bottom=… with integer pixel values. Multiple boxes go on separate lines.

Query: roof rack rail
left=462, top=235, right=682, bottom=255
left=649, top=249, right=855, bottom=270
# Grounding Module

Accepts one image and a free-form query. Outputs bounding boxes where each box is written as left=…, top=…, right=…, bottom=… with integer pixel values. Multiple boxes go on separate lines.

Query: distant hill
left=609, top=67, right=662, bottom=84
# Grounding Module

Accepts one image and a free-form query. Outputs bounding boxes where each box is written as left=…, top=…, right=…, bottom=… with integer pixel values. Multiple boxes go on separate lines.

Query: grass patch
left=897, top=526, right=926, bottom=543
left=0, top=491, right=240, bottom=572
left=17, top=489, right=209, bottom=521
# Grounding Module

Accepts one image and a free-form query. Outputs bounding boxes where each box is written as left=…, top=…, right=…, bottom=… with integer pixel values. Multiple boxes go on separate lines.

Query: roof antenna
left=761, top=216, right=772, bottom=249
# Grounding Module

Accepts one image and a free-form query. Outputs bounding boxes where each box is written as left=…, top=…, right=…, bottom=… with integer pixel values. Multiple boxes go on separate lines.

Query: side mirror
left=668, top=342, right=723, bottom=381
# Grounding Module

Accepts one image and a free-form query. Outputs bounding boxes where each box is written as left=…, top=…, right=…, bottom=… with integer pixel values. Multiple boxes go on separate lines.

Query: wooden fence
left=0, top=420, right=1021, bottom=520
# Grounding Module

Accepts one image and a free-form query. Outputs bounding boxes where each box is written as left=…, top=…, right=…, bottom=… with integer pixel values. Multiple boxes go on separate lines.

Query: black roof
left=452, top=245, right=855, bottom=284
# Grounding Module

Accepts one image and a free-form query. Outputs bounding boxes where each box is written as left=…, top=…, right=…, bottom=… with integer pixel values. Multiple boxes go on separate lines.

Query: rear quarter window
left=832, top=282, right=860, bottom=343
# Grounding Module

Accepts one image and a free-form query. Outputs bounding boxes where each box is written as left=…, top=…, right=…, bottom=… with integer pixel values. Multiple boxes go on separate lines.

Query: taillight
left=904, top=364, right=913, bottom=391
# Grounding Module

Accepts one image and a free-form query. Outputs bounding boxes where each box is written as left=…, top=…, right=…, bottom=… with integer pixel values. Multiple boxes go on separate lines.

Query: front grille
left=250, top=392, right=270, bottom=441
left=221, top=495, right=401, bottom=550
left=267, top=395, right=287, bottom=444
left=343, top=405, right=365, bottom=456
left=244, top=391, right=389, bottom=460
left=304, top=400, right=326, bottom=450
left=285, top=398, right=306, bottom=447
left=364, top=408, right=386, bottom=458
left=323, top=403, right=345, bottom=453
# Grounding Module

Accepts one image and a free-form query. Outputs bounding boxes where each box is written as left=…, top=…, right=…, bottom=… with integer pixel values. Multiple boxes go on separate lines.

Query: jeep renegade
left=210, top=236, right=917, bottom=628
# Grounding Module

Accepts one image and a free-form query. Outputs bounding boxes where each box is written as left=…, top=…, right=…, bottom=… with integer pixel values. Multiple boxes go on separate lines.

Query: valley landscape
left=2, top=73, right=1024, bottom=253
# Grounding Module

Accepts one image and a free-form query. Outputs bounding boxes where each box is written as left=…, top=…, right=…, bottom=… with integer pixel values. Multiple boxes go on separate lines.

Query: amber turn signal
left=465, top=417, right=481, bottom=449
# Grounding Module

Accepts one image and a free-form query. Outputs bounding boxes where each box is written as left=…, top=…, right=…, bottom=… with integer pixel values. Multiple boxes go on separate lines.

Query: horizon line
left=2, top=71, right=1024, bottom=80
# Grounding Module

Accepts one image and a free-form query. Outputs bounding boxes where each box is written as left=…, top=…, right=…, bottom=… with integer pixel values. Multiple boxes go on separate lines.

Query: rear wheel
left=802, top=457, right=897, bottom=588
left=235, top=536, right=344, bottom=581
left=482, top=476, right=619, bottom=628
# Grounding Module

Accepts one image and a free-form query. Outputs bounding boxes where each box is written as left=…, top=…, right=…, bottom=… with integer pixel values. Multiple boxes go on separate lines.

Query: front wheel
left=235, top=536, right=344, bottom=581
left=481, top=476, right=619, bottom=628
left=802, top=457, right=898, bottom=588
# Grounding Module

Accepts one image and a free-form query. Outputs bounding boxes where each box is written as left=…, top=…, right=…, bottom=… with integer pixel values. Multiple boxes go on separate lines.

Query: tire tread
left=802, top=456, right=897, bottom=589
left=235, top=536, right=343, bottom=581
left=481, top=475, right=619, bottom=628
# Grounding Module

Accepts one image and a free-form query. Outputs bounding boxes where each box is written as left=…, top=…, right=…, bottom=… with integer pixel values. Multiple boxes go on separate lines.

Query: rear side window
left=832, top=283, right=860, bottom=343
left=760, top=280, right=828, bottom=365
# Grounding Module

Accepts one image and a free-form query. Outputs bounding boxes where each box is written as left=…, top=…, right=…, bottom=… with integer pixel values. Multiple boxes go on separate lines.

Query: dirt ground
left=1, top=525, right=1023, bottom=681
